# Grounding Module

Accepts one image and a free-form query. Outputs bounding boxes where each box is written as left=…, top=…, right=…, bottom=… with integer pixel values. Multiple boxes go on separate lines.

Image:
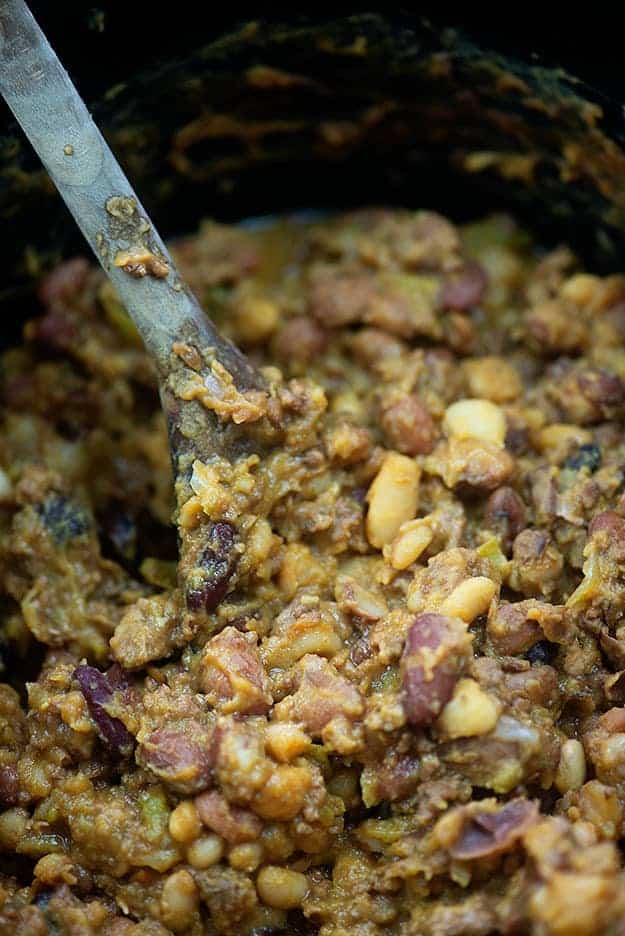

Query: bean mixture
left=2, top=209, right=625, bottom=935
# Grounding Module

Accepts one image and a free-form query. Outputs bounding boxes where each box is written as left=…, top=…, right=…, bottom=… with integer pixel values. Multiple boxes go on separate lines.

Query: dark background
left=22, top=5, right=625, bottom=106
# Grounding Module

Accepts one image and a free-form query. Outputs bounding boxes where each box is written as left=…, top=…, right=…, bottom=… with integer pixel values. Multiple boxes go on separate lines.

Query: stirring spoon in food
left=0, top=0, right=269, bottom=617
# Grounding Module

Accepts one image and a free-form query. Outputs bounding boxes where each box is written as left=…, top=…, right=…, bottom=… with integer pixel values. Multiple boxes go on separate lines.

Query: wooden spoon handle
left=0, top=0, right=261, bottom=390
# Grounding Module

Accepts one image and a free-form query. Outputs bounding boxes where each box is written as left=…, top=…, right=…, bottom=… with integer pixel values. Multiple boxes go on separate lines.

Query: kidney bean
left=186, top=522, right=238, bottom=613
left=73, top=664, right=134, bottom=756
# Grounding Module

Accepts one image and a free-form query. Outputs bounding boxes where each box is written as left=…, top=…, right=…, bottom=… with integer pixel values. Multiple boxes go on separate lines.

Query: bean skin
left=484, top=486, right=527, bottom=554
left=73, top=664, right=134, bottom=756
left=401, top=613, right=471, bottom=726
left=186, top=522, right=238, bottom=613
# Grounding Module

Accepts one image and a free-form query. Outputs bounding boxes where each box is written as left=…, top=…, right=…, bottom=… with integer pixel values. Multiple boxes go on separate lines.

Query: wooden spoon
left=0, top=0, right=268, bottom=617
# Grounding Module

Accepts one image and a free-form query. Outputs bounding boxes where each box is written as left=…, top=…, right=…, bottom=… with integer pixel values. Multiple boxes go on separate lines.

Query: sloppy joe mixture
left=2, top=209, right=625, bottom=935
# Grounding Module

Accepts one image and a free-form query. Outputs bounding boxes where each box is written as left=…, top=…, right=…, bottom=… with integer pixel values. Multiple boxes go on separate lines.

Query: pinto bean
left=484, top=487, right=527, bottom=554
left=380, top=395, right=437, bottom=456
left=400, top=613, right=472, bottom=726
left=440, top=261, right=488, bottom=309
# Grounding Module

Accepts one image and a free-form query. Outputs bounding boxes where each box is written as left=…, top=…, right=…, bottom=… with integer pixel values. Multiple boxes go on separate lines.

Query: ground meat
left=273, top=654, right=364, bottom=748
left=308, top=266, right=445, bottom=341
left=0, top=765, right=19, bottom=807
left=195, top=789, right=262, bottom=843
left=427, top=438, right=515, bottom=492
left=508, top=529, right=564, bottom=598
left=210, top=716, right=273, bottom=802
left=173, top=222, right=259, bottom=291
left=546, top=363, right=625, bottom=425
left=196, top=626, right=272, bottom=715
left=505, top=663, right=560, bottom=708
left=309, top=208, right=462, bottom=271
left=413, top=895, right=501, bottom=936
left=523, top=817, right=625, bottom=936
left=487, top=599, right=568, bottom=656
left=308, top=269, right=378, bottom=328
left=136, top=719, right=214, bottom=793
left=38, top=257, right=91, bottom=307
left=589, top=509, right=625, bottom=554
left=272, top=316, right=327, bottom=362
left=525, top=299, right=588, bottom=354
left=192, top=866, right=258, bottom=936
left=5, top=209, right=625, bottom=936
left=350, top=327, right=407, bottom=369
left=110, top=592, right=188, bottom=669
left=360, top=752, right=421, bottom=806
